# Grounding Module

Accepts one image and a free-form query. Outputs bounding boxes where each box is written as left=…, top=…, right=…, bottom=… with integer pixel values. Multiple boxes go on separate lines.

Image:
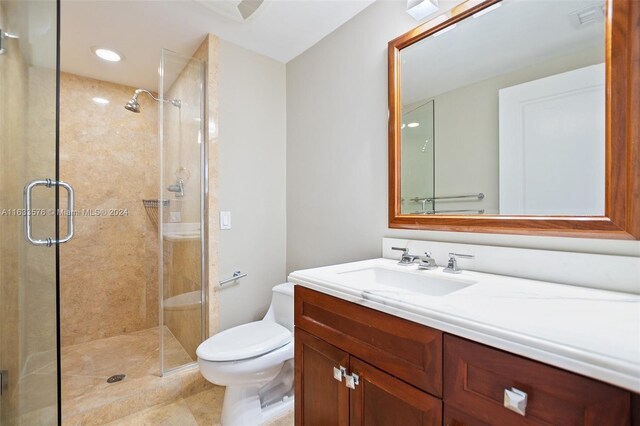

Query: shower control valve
left=167, top=178, right=184, bottom=198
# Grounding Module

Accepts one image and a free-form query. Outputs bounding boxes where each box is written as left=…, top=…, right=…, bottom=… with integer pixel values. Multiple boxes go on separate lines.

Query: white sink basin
left=337, top=267, right=475, bottom=296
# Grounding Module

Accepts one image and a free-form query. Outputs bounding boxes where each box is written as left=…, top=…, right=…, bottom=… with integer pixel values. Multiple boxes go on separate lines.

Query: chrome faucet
left=391, top=247, right=421, bottom=265
left=418, top=252, right=437, bottom=270
left=443, top=252, right=474, bottom=274
left=167, top=179, right=184, bottom=198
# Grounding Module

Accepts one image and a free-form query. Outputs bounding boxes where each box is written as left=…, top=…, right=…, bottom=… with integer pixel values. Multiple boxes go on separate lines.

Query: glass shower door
left=401, top=100, right=435, bottom=214
left=0, top=0, right=60, bottom=424
left=158, top=49, right=206, bottom=374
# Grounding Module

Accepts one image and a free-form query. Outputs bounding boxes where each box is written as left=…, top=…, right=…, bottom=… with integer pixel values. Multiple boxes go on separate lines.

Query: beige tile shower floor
left=61, top=327, right=211, bottom=425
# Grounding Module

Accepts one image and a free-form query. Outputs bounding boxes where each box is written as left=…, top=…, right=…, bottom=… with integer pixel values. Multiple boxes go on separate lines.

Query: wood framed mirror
left=388, top=0, right=639, bottom=239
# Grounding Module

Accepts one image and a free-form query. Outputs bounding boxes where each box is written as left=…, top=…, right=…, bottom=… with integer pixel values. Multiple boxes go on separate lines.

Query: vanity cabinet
left=295, top=286, right=443, bottom=425
left=294, top=287, right=634, bottom=425
left=296, top=329, right=442, bottom=425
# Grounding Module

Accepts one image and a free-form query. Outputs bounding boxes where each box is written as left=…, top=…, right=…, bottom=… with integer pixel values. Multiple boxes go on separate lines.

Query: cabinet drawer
left=443, top=335, right=631, bottom=425
left=444, top=404, right=490, bottom=426
left=295, top=286, right=442, bottom=397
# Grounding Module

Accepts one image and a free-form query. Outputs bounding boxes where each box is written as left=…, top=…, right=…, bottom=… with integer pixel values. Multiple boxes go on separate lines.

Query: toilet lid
left=197, top=321, right=292, bottom=362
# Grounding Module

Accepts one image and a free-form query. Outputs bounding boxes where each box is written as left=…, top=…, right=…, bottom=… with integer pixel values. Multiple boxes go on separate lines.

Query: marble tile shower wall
left=60, top=73, right=160, bottom=346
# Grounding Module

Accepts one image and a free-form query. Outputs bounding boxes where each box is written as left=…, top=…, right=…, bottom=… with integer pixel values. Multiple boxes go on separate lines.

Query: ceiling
left=60, top=0, right=375, bottom=90
left=401, top=0, right=605, bottom=105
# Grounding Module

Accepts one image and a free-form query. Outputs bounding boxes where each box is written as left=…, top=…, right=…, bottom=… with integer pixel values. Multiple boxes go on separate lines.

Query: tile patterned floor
left=106, top=387, right=294, bottom=426
left=59, top=326, right=293, bottom=425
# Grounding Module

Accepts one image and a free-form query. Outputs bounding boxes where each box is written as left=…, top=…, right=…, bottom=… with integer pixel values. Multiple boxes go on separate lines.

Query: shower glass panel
left=159, top=49, right=206, bottom=375
left=0, top=0, right=59, bottom=423
left=400, top=100, right=435, bottom=214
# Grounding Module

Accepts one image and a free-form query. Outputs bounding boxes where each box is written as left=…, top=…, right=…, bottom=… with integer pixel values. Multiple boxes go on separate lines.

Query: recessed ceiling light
left=408, top=122, right=420, bottom=128
left=406, top=0, right=439, bottom=21
left=92, top=97, right=109, bottom=105
left=91, top=47, right=122, bottom=62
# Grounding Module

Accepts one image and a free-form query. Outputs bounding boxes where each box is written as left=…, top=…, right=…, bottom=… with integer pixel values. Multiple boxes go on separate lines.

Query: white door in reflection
left=499, top=63, right=605, bottom=216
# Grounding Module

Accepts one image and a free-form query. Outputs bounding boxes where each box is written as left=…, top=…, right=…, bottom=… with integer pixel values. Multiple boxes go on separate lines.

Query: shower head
left=124, top=96, right=141, bottom=113
left=124, top=89, right=180, bottom=113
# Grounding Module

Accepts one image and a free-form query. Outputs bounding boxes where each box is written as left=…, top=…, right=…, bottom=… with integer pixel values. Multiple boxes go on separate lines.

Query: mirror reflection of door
left=398, top=0, right=605, bottom=216
left=498, top=64, right=605, bottom=215
left=401, top=100, right=435, bottom=214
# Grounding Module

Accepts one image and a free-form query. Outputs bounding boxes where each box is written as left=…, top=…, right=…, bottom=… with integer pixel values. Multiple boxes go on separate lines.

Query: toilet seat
left=197, top=320, right=291, bottom=362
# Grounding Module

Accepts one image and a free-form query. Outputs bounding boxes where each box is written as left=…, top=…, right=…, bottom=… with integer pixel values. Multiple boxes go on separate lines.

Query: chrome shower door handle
left=57, top=180, right=75, bottom=244
left=24, top=179, right=75, bottom=246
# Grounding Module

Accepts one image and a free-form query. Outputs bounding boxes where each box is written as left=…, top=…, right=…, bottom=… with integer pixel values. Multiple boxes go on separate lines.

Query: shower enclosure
left=55, top=47, right=207, bottom=422
left=1, top=0, right=209, bottom=419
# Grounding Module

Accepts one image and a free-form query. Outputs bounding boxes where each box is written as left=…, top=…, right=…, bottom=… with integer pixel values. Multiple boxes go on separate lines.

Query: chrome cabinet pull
left=345, top=372, right=359, bottom=389
left=24, top=179, right=74, bottom=246
left=333, top=366, right=346, bottom=382
left=504, top=387, right=528, bottom=416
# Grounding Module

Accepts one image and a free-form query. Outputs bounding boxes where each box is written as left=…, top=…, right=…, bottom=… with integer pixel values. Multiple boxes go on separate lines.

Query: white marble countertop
left=288, top=258, right=640, bottom=393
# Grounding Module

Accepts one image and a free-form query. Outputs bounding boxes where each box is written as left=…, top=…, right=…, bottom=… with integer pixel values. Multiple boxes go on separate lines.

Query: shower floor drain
left=107, top=374, right=126, bottom=383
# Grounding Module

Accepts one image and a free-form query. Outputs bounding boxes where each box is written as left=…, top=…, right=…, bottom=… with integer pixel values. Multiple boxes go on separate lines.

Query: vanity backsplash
left=383, top=238, right=640, bottom=294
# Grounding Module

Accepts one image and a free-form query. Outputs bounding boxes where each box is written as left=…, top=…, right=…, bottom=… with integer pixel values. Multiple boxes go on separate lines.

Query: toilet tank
left=265, top=282, right=294, bottom=331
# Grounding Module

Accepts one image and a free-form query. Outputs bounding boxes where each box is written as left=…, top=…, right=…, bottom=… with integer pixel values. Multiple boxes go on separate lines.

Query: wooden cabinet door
left=295, top=328, right=349, bottom=426
left=349, top=357, right=442, bottom=426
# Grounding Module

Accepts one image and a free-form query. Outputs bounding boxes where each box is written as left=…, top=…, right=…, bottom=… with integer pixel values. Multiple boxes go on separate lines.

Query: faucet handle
left=449, top=252, right=474, bottom=259
left=391, top=247, right=408, bottom=255
left=444, top=253, right=474, bottom=274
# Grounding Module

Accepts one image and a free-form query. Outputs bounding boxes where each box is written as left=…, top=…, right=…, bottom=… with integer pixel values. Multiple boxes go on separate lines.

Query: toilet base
left=262, top=395, right=294, bottom=424
left=220, top=386, right=294, bottom=426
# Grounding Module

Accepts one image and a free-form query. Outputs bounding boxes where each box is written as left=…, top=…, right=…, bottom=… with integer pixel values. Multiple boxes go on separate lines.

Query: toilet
left=197, top=282, right=294, bottom=426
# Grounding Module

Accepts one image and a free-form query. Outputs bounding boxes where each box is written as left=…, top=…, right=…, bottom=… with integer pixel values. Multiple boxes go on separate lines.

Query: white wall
left=218, top=40, right=287, bottom=331
left=286, top=0, right=639, bottom=274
